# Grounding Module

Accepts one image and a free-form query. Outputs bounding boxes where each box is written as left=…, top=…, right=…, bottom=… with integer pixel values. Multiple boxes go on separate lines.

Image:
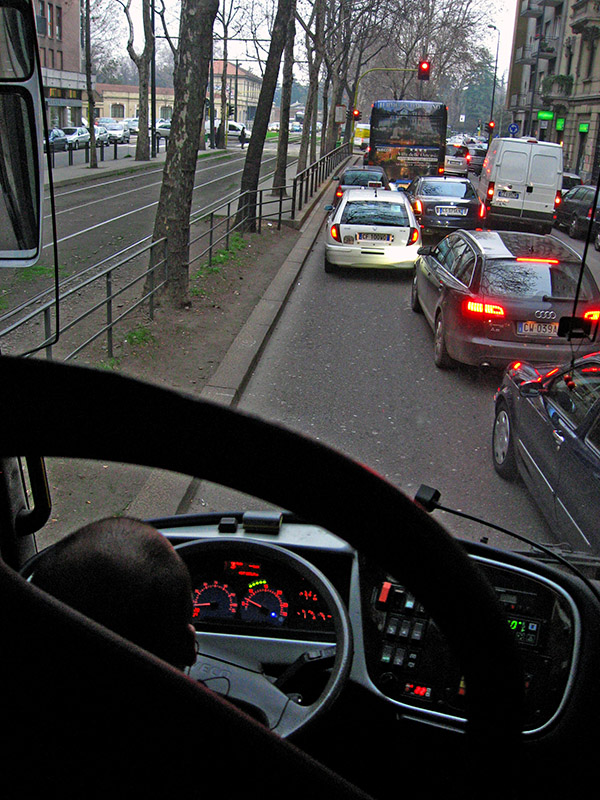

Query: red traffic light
left=417, top=61, right=430, bottom=80
left=352, top=108, right=362, bottom=120
left=489, top=120, right=495, bottom=129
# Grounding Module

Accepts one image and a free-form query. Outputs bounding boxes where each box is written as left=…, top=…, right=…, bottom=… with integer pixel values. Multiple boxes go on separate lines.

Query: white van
left=478, top=137, right=563, bottom=234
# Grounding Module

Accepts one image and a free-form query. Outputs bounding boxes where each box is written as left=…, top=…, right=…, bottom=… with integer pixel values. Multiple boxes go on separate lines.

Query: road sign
left=508, top=122, right=519, bottom=136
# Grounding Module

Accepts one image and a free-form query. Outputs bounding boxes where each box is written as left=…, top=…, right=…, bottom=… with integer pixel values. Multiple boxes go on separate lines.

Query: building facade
left=507, top=0, right=600, bottom=182
left=35, top=0, right=87, bottom=128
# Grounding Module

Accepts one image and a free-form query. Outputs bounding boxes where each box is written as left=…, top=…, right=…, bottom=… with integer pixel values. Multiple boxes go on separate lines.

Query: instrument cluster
left=188, top=554, right=336, bottom=636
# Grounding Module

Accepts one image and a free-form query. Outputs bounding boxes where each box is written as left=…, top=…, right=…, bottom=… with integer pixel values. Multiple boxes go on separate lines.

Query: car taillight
left=554, top=190, right=562, bottom=208
left=516, top=257, right=559, bottom=264
left=414, top=199, right=423, bottom=214
left=335, top=187, right=344, bottom=199
left=466, top=153, right=471, bottom=162
left=438, top=166, right=445, bottom=175
left=330, top=223, right=341, bottom=241
left=479, top=202, right=486, bottom=219
left=486, top=181, right=495, bottom=202
left=408, top=227, right=419, bottom=245
left=588, top=207, right=593, bottom=219
left=463, top=299, right=505, bottom=317
left=584, top=310, right=600, bottom=321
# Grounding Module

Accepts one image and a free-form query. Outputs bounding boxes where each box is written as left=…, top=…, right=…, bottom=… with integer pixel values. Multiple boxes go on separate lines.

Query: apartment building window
left=56, top=6, right=62, bottom=40
left=56, top=50, right=63, bottom=70
left=47, top=3, right=53, bottom=38
left=48, top=48, right=54, bottom=68
left=40, top=47, right=46, bottom=66
left=587, top=40, right=597, bottom=79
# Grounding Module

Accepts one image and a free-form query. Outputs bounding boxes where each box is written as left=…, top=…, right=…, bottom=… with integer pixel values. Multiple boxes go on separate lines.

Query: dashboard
left=159, top=510, right=598, bottom=740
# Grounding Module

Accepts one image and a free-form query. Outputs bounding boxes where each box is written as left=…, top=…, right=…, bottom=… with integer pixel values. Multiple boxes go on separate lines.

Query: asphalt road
left=189, top=230, right=568, bottom=554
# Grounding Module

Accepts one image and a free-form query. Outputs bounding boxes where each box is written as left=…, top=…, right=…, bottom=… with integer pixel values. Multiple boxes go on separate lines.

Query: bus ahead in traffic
left=365, top=100, right=447, bottom=187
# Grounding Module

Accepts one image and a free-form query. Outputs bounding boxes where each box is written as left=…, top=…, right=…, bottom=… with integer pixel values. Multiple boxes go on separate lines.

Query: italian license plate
left=436, top=206, right=468, bottom=216
left=357, top=232, right=391, bottom=242
left=498, top=190, right=520, bottom=199
left=517, top=321, right=559, bottom=336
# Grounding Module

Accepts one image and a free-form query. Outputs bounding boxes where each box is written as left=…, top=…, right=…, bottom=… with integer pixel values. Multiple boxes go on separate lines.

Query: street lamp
left=488, top=24, right=500, bottom=146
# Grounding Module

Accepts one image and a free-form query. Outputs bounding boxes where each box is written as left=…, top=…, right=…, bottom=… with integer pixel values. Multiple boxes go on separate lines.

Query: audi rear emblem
left=535, top=310, right=556, bottom=319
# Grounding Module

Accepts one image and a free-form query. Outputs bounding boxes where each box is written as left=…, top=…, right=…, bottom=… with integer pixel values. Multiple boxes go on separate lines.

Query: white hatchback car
left=324, top=189, right=421, bottom=272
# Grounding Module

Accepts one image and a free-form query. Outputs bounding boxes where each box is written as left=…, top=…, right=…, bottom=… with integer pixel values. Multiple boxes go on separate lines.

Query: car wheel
left=492, top=401, right=518, bottom=480
left=410, top=270, right=422, bottom=313
left=433, top=312, right=453, bottom=368
left=568, top=215, right=579, bottom=239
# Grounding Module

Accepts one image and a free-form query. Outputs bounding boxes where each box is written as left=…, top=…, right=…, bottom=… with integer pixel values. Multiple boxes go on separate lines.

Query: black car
left=332, top=165, right=391, bottom=205
left=561, top=172, right=582, bottom=195
left=43, top=127, right=67, bottom=152
left=554, top=184, right=598, bottom=238
left=404, top=175, right=485, bottom=236
left=411, top=229, right=600, bottom=368
left=493, top=352, right=600, bottom=550
left=466, top=143, right=487, bottom=175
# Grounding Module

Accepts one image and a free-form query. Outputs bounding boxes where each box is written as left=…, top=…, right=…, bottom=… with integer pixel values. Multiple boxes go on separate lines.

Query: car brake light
left=584, top=310, right=600, bottom=321
left=554, top=191, right=562, bottom=207
left=463, top=299, right=505, bottom=317
left=588, top=207, right=593, bottom=219
left=515, top=257, right=560, bottom=264
left=479, top=202, right=486, bottom=219
left=330, top=223, right=341, bottom=241
left=466, top=153, right=471, bottom=162
left=486, top=181, right=495, bottom=199
left=438, top=166, right=444, bottom=175
left=408, top=227, right=419, bottom=245
left=335, top=187, right=344, bottom=198
left=414, top=199, right=423, bottom=214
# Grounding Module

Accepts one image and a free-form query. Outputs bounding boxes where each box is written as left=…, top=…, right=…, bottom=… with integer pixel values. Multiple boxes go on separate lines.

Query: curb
left=126, top=177, right=335, bottom=520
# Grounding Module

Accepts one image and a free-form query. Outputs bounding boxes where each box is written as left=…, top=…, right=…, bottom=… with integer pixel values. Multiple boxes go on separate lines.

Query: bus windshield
left=367, top=100, right=447, bottom=186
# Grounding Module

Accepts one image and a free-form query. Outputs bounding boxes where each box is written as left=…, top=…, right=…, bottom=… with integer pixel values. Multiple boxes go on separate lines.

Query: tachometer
left=193, top=581, right=237, bottom=621
left=240, top=582, right=288, bottom=626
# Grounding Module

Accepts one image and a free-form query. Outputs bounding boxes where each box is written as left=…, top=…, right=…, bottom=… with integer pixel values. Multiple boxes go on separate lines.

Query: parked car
left=124, top=117, right=139, bottom=134
left=554, top=184, right=599, bottom=239
left=444, top=143, right=470, bottom=177
left=411, top=229, right=600, bottom=368
left=324, top=188, right=421, bottom=272
left=94, top=125, right=109, bottom=145
left=332, top=165, right=391, bottom=205
left=96, top=117, right=114, bottom=126
left=561, top=172, right=583, bottom=196
left=226, top=121, right=247, bottom=140
left=404, top=175, right=485, bottom=236
left=105, top=121, right=131, bottom=144
left=43, top=127, right=67, bottom=152
left=466, top=143, right=487, bottom=175
left=62, top=126, right=91, bottom=149
left=493, top=351, right=600, bottom=549
left=155, top=120, right=171, bottom=140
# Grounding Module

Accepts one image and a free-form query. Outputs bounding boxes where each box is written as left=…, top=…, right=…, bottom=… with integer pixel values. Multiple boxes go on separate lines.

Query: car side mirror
left=519, top=381, right=544, bottom=398
left=324, top=204, right=334, bottom=212
left=417, top=246, right=432, bottom=256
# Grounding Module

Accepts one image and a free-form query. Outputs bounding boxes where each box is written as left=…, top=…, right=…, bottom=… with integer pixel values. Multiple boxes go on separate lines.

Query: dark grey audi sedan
left=411, top=229, right=600, bottom=368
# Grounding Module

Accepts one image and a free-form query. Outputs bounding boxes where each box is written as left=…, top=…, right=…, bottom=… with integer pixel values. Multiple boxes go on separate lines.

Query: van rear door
left=526, top=149, right=562, bottom=219
left=494, top=143, right=528, bottom=216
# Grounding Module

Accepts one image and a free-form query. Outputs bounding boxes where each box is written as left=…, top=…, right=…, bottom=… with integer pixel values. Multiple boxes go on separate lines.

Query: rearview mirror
left=418, top=246, right=432, bottom=256
left=0, top=0, right=44, bottom=268
left=519, top=381, right=543, bottom=398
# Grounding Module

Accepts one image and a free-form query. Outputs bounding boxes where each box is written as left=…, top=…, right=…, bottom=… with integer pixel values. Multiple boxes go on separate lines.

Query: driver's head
left=30, top=516, right=196, bottom=669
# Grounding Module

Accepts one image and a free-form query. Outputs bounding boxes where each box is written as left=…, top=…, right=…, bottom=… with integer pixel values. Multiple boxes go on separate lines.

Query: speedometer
left=193, top=581, right=237, bottom=621
left=240, top=583, right=288, bottom=626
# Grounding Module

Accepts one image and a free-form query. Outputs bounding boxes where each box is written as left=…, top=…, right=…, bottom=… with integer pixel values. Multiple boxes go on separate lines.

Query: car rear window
left=342, top=170, right=385, bottom=186
left=447, top=145, right=468, bottom=157
left=341, top=200, right=409, bottom=227
left=63, top=127, right=77, bottom=134
left=420, top=181, right=476, bottom=199
left=481, top=260, right=597, bottom=301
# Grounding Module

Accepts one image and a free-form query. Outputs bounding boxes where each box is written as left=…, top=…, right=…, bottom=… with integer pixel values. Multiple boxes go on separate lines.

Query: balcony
left=539, top=0, right=564, bottom=6
left=521, top=0, right=543, bottom=17
left=515, top=45, right=536, bottom=64
left=571, top=0, right=600, bottom=33
left=541, top=74, right=574, bottom=101
left=533, top=36, right=560, bottom=58
left=509, top=93, right=528, bottom=110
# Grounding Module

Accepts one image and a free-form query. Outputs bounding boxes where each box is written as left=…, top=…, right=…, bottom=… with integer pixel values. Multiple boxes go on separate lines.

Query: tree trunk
left=149, top=0, right=219, bottom=307
left=236, top=0, right=293, bottom=231
left=271, top=0, right=295, bottom=196
left=85, top=0, right=97, bottom=168
left=217, top=22, right=228, bottom=150
left=135, top=55, right=151, bottom=161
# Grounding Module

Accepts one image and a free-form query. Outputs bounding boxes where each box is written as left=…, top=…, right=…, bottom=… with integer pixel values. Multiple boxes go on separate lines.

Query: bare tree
left=84, top=0, right=97, bottom=168
left=214, top=0, right=246, bottom=147
left=236, top=0, right=294, bottom=230
left=272, top=0, right=296, bottom=194
left=150, top=0, right=219, bottom=306
left=115, top=0, right=154, bottom=161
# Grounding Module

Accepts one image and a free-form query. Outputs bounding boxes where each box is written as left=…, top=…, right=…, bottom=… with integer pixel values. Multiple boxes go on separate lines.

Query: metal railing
left=0, top=142, right=351, bottom=362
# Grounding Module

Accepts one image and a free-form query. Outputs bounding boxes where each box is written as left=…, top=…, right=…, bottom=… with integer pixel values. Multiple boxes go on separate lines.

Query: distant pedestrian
left=239, top=127, right=247, bottom=149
